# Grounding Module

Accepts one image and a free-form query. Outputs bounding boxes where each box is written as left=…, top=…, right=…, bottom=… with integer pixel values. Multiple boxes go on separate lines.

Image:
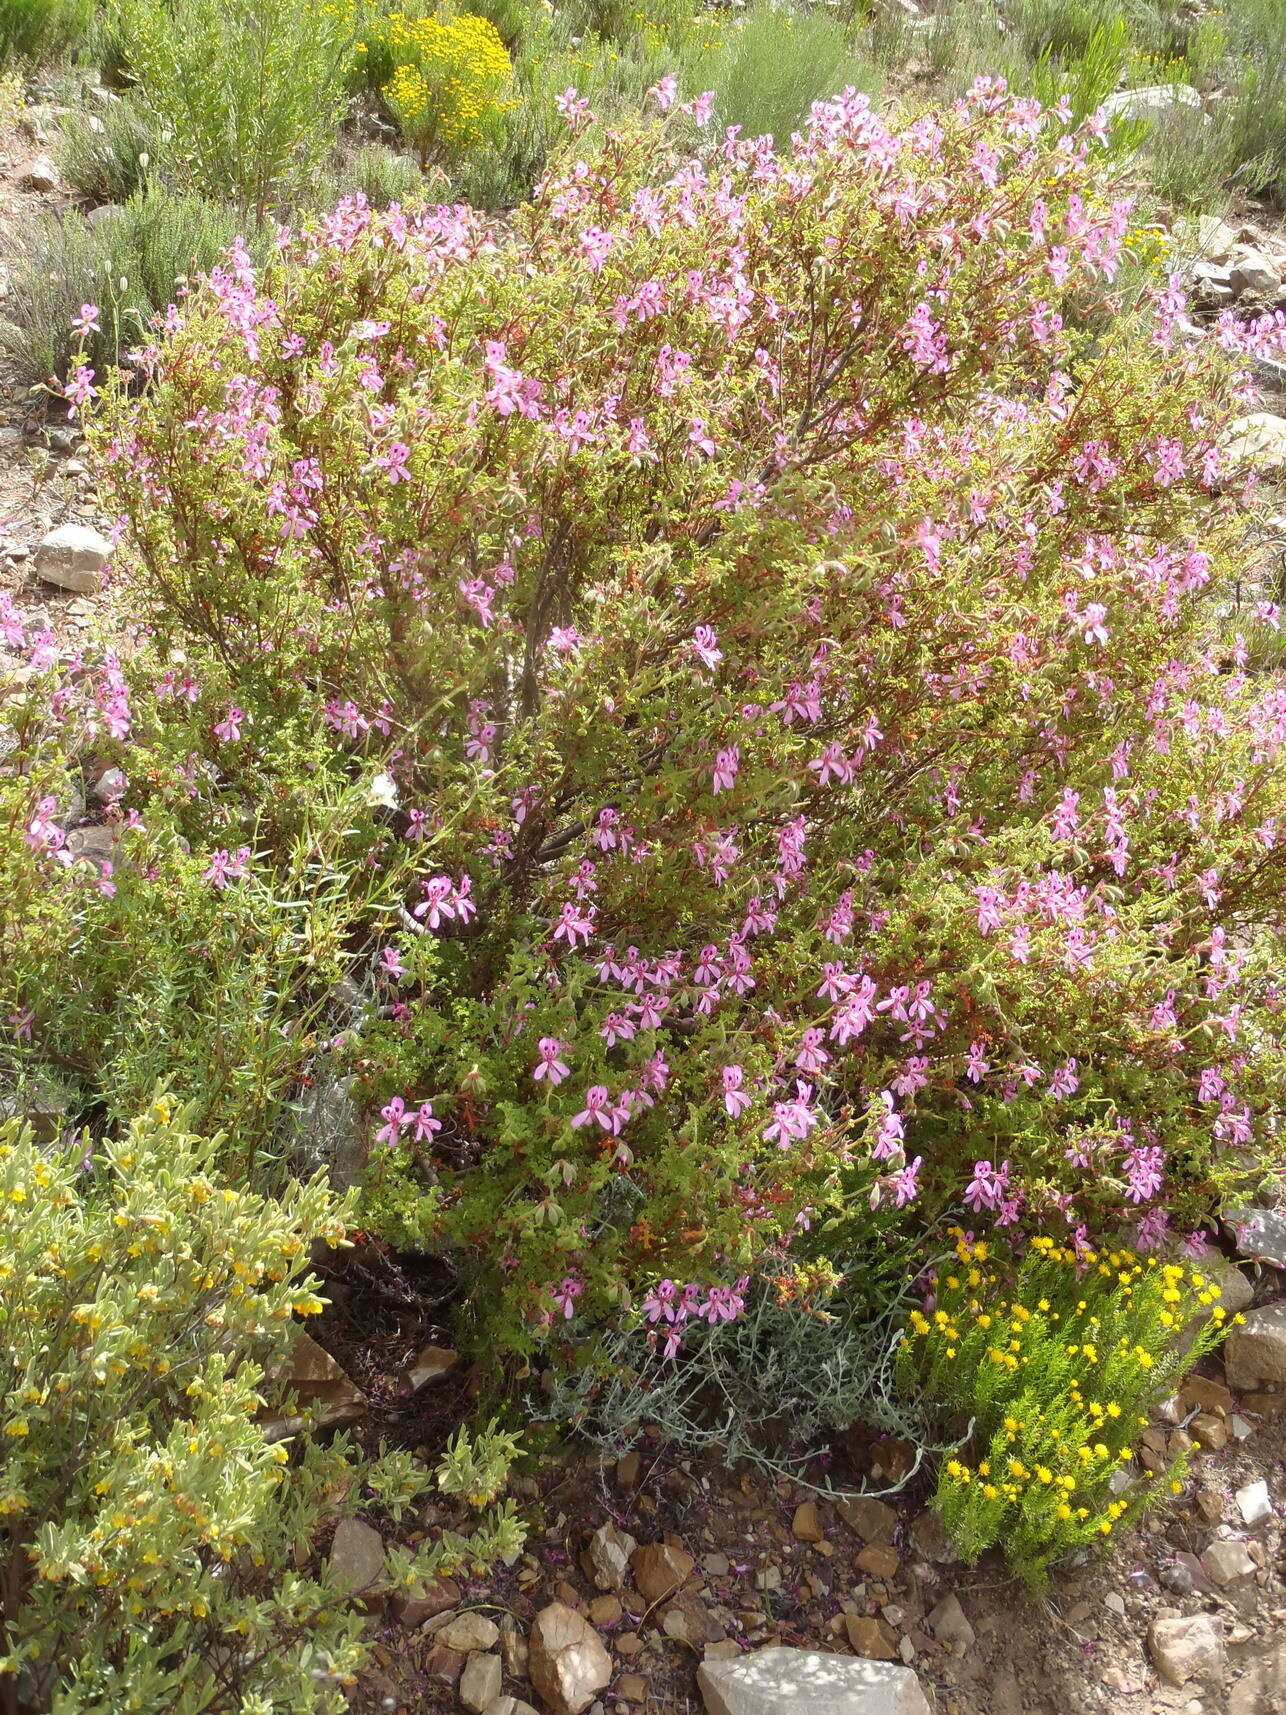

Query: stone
left=1203, top=1540, right=1256, bottom=1586
left=1223, top=414, right=1286, bottom=478
left=529, top=1602, right=613, bottom=1715
left=844, top=1617, right=899, bottom=1661
left=1194, top=1255, right=1256, bottom=1317
left=405, top=1344, right=459, bottom=1389
left=907, top=1511, right=956, bottom=1565
left=437, top=1613, right=501, bottom=1653
left=461, top=1654, right=503, bottom=1714
left=397, top=1577, right=461, bottom=1627
left=268, top=1329, right=365, bottom=1429
left=793, top=1502, right=824, bottom=1542
left=1224, top=1301, right=1286, bottom=1389
left=835, top=1496, right=897, bottom=1544
left=698, top=1647, right=932, bottom=1715
left=588, top=1595, right=622, bottom=1628
left=1148, top=1615, right=1226, bottom=1688
left=615, top=1452, right=642, bottom=1489
left=1229, top=250, right=1282, bottom=297
left=1100, top=83, right=1202, bottom=125
left=630, top=1542, right=694, bottom=1606
left=588, top=1523, right=638, bottom=1591
left=926, top=1594, right=974, bottom=1654
left=1191, top=215, right=1240, bottom=262
left=616, top=1675, right=648, bottom=1703
left=1191, top=1413, right=1228, bottom=1451
left=854, top=1545, right=900, bottom=1582
left=425, top=1645, right=467, bottom=1686
left=1180, top=1374, right=1235, bottom=1419
left=85, top=201, right=126, bottom=230
left=1195, top=1489, right=1224, bottom=1523
left=661, top=1596, right=725, bottom=1646
left=499, top=1619, right=529, bottom=1678
left=34, top=523, right=112, bottom=595
left=1225, top=1207, right=1286, bottom=1268
left=484, top=1701, right=539, bottom=1715
left=328, top=1516, right=385, bottom=1593
left=21, top=155, right=59, bottom=191
left=1235, top=1479, right=1272, bottom=1526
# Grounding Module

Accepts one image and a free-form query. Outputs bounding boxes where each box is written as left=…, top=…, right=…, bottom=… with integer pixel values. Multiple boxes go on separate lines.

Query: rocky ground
left=0, top=90, right=1285, bottom=1715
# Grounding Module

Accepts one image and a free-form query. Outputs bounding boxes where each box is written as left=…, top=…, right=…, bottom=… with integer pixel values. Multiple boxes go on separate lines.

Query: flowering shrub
left=66, top=84, right=1286, bottom=1359
left=0, top=1096, right=524, bottom=1710
left=898, top=1232, right=1237, bottom=1585
left=370, top=10, right=514, bottom=160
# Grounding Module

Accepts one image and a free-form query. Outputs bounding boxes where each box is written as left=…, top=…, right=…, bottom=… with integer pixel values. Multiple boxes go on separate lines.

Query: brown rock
left=616, top=1675, right=649, bottom=1704
left=423, top=1644, right=466, bottom=1686
left=404, top=1343, right=459, bottom=1389
left=1195, top=1489, right=1224, bottom=1523
left=792, top=1502, right=824, bottom=1542
left=630, top=1542, right=694, bottom=1606
left=909, top=1510, right=957, bottom=1565
left=498, top=1618, right=528, bottom=1677
left=855, top=1544, right=901, bottom=1582
left=437, top=1613, right=501, bottom=1653
left=616, top=1452, right=642, bottom=1490
left=835, top=1495, right=898, bottom=1543
left=588, top=1594, right=623, bottom=1628
left=845, top=1615, right=900, bottom=1660
left=587, top=1522, right=638, bottom=1591
left=272, top=1330, right=366, bottom=1427
left=396, top=1576, right=461, bottom=1627
left=1192, top=1412, right=1229, bottom=1451
left=1242, top=1389, right=1285, bottom=1419
left=1180, top=1375, right=1236, bottom=1419
left=659, top=1594, right=725, bottom=1646
left=328, top=1516, right=385, bottom=1593
left=529, top=1602, right=613, bottom=1715
left=616, top=1632, right=643, bottom=1656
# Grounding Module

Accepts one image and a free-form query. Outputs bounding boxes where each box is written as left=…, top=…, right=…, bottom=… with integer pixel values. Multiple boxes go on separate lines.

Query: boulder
left=21, top=155, right=59, bottom=192
left=1148, top=1614, right=1226, bottom=1688
left=328, top=1517, right=385, bottom=1593
left=1100, top=84, right=1202, bottom=126
left=528, top=1601, right=612, bottom=1715
left=698, top=1647, right=931, bottom=1715
left=1223, top=414, right=1286, bottom=477
left=34, top=524, right=112, bottom=595
left=1225, top=1207, right=1286, bottom=1268
left=1225, top=1301, right=1286, bottom=1389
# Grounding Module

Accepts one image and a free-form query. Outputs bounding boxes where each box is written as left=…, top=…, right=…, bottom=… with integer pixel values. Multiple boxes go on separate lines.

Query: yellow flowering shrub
left=365, top=10, right=514, bottom=159
left=898, top=1232, right=1241, bottom=1587
left=0, top=1098, right=525, bottom=1711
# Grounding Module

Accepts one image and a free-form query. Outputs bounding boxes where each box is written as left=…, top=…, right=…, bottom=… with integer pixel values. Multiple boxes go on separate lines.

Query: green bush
left=0, top=0, right=92, bottom=66
left=0, top=1096, right=525, bottom=1709
left=898, top=1232, right=1237, bottom=1585
left=0, top=189, right=251, bottom=385
left=55, top=95, right=160, bottom=206
left=116, top=0, right=354, bottom=222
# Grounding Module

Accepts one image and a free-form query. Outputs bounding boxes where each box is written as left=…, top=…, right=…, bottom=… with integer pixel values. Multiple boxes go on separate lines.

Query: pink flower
left=213, top=704, right=244, bottom=743
left=411, top=1101, right=442, bottom=1144
left=72, top=303, right=101, bottom=336
left=572, top=1085, right=617, bottom=1132
left=203, top=846, right=250, bottom=889
left=648, top=75, right=678, bottom=112
left=377, top=1096, right=408, bottom=1146
left=712, top=746, right=740, bottom=793
left=722, top=1065, right=751, bottom=1118
left=534, top=1038, right=571, bottom=1085
left=552, top=1276, right=583, bottom=1319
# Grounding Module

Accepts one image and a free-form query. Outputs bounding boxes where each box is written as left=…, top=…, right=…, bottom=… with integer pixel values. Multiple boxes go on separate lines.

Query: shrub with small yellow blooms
left=897, top=1231, right=1241, bottom=1587
left=364, top=10, right=514, bottom=160
left=0, top=1097, right=525, bottom=1711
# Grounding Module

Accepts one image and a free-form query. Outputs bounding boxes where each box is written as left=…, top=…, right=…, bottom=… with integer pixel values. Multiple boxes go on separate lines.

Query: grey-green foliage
left=0, top=0, right=93, bottom=66
left=115, top=0, right=353, bottom=222
left=55, top=93, right=159, bottom=206
left=0, top=190, right=250, bottom=385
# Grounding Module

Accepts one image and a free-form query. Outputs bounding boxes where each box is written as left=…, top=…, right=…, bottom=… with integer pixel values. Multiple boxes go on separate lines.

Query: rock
left=835, top=1496, right=897, bottom=1544
left=437, top=1613, right=501, bottom=1653
left=34, top=523, right=112, bottom=595
left=615, top=1451, right=642, bottom=1489
left=1191, top=216, right=1240, bottom=262
left=1104, top=1592, right=1127, bottom=1617
left=616, top=1675, right=648, bottom=1703
left=461, top=1653, right=503, bottom=1713
left=268, top=1329, right=365, bottom=1429
left=1225, top=1301, right=1286, bottom=1389
left=661, top=1595, right=725, bottom=1646
left=589, top=1594, right=622, bottom=1628
left=1225, top=1208, right=1286, bottom=1267
left=405, top=1343, right=459, bottom=1389
left=21, top=155, right=59, bottom=191
left=907, top=1511, right=956, bottom=1565
left=1229, top=250, right=1282, bottom=297
left=85, top=201, right=126, bottom=230
left=529, top=1602, right=613, bottom=1715
left=328, top=1516, right=385, bottom=1593
left=484, top=1701, right=539, bottom=1715
left=1101, top=83, right=1202, bottom=125
left=1195, top=1489, right=1224, bottom=1523
left=926, top=1593, right=974, bottom=1654
left=1203, top=1540, right=1256, bottom=1586
left=844, top=1616, right=899, bottom=1660
left=1160, top=1562, right=1196, bottom=1596
left=397, top=1577, right=461, bottom=1627
left=793, top=1502, right=824, bottom=1542
left=854, top=1545, right=900, bottom=1582
left=1148, top=1615, right=1226, bottom=1688
left=588, top=1523, right=637, bottom=1591
left=1223, top=414, right=1286, bottom=478
left=1194, top=1255, right=1256, bottom=1317
left=698, top=1647, right=932, bottom=1715
left=630, top=1542, right=694, bottom=1606
left=499, top=1619, right=529, bottom=1677
left=425, top=1645, right=467, bottom=1686
left=1191, top=1413, right=1228, bottom=1451
left=1180, top=1374, right=1235, bottom=1419
left=1235, top=1479, right=1272, bottom=1526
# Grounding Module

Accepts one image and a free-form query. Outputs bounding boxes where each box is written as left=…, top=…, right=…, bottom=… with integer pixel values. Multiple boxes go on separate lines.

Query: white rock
left=1204, top=1539, right=1256, bottom=1586
left=1222, top=414, right=1286, bottom=478
left=34, top=524, right=113, bottom=595
left=1229, top=250, right=1282, bottom=296
left=1148, top=1614, right=1225, bottom=1688
left=1224, top=1300, right=1286, bottom=1388
left=587, top=1521, right=637, bottom=1591
left=528, top=1602, right=612, bottom=1715
left=699, top=1649, right=932, bottom=1715
left=1101, top=84, right=1203, bottom=126
left=1105, top=1592, right=1127, bottom=1617
left=1225, top=1207, right=1286, bottom=1267
left=1236, top=1480, right=1272, bottom=1526
left=22, top=155, right=59, bottom=192
left=460, top=1653, right=503, bottom=1713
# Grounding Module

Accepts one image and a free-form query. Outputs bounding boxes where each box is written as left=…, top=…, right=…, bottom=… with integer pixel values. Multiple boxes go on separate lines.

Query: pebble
left=1235, top=1479, right=1272, bottom=1526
